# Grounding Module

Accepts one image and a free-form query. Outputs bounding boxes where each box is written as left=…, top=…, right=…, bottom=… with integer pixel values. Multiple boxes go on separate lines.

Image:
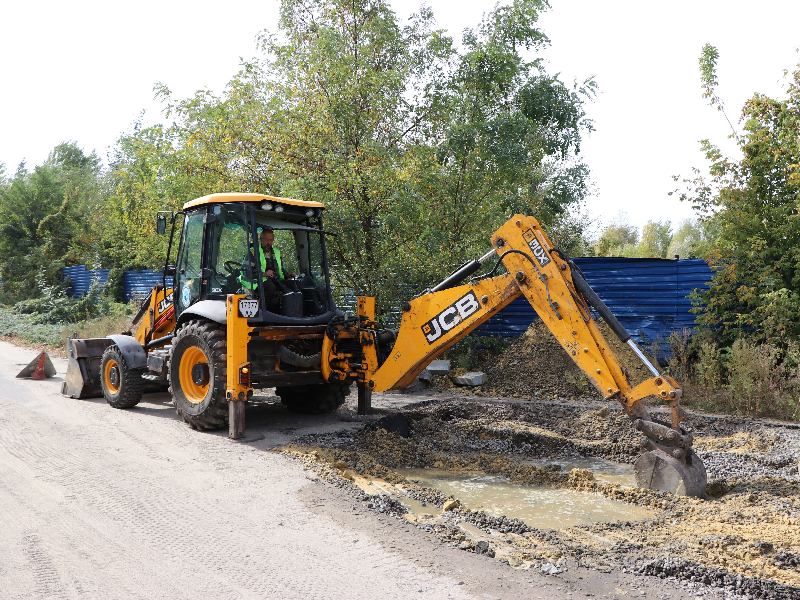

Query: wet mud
left=281, top=398, right=800, bottom=599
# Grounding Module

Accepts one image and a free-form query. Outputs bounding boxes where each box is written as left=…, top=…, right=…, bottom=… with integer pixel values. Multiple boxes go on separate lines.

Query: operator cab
left=168, top=193, right=338, bottom=325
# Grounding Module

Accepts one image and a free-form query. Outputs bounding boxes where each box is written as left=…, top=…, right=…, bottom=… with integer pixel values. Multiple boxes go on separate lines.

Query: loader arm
left=323, top=214, right=708, bottom=497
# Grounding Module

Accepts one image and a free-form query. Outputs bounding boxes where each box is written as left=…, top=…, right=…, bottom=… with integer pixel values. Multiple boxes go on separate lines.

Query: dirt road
left=0, top=340, right=730, bottom=599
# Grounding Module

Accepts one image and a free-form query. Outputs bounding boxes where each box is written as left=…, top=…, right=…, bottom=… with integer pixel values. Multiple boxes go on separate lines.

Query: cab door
left=174, top=211, right=207, bottom=320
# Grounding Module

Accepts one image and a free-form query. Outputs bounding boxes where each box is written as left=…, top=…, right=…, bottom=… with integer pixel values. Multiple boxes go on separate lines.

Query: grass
left=0, top=303, right=137, bottom=357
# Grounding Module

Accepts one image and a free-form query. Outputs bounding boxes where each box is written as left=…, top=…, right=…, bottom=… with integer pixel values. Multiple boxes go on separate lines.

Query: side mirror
left=156, top=214, right=167, bottom=235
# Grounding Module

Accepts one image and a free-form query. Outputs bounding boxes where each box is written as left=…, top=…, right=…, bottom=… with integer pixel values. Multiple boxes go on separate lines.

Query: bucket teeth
left=634, top=449, right=708, bottom=498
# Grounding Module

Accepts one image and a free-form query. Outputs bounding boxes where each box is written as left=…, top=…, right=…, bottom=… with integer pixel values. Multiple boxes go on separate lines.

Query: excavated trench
left=272, top=324, right=800, bottom=599
left=283, top=398, right=800, bottom=599
left=276, top=321, right=800, bottom=598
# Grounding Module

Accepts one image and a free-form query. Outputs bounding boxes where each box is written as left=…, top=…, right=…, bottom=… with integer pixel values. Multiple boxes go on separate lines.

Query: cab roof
left=182, top=192, right=325, bottom=211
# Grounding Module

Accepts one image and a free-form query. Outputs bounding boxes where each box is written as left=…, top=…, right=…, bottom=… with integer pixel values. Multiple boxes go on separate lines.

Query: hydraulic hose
left=569, top=262, right=631, bottom=343
left=430, top=249, right=497, bottom=293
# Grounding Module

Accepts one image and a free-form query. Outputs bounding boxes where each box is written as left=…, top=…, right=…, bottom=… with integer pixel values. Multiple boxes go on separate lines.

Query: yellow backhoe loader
left=63, top=192, right=707, bottom=498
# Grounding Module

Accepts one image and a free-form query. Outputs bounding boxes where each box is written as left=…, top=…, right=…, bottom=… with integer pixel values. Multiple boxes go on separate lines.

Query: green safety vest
left=240, top=246, right=284, bottom=289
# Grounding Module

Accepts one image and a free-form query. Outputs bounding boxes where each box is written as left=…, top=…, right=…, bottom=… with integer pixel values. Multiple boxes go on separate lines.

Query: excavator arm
left=322, top=214, right=708, bottom=497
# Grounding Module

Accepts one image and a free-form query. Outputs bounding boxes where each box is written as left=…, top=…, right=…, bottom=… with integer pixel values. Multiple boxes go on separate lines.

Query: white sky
left=1, top=0, right=797, bottom=232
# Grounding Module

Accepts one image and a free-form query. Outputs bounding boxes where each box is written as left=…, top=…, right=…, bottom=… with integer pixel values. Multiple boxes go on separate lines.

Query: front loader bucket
left=61, top=338, right=114, bottom=399
left=634, top=448, right=708, bottom=498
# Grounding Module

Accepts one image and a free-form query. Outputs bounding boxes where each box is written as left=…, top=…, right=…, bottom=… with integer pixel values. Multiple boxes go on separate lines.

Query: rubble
left=451, top=372, right=484, bottom=386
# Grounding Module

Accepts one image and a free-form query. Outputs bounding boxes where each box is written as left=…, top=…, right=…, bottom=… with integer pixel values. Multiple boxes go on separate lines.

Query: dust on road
left=3, top=334, right=799, bottom=600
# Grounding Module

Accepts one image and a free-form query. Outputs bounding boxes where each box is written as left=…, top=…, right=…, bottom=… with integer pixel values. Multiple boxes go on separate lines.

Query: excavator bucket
left=635, top=449, right=708, bottom=498
left=631, top=419, right=708, bottom=498
left=61, top=337, right=113, bottom=399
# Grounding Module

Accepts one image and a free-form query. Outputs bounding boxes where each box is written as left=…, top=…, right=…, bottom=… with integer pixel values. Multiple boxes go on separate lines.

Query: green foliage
left=666, top=328, right=693, bottom=382
left=666, top=219, right=706, bottom=259
left=0, top=143, right=102, bottom=303
left=665, top=328, right=800, bottom=422
left=699, top=44, right=720, bottom=108
left=695, top=340, right=724, bottom=391
left=0, top=307, right=66, bottom=346
left=699, top=43, right=737, bottom=139
left=594, top=213, right=638, bottom=256
left=107, top=0, right=596, bottom=320
left=726, top=339, right=799, bottom=420
left=444, top=334, right=511, bottom=371
left=677, top=57, right=800, bottom=346
left=13, top=279, right=114, bottom=324
left=595, top=214, right=692, bottom=259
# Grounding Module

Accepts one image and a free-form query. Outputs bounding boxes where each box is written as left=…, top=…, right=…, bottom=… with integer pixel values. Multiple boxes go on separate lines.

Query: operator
left=242, top=226, right=297, bottom=308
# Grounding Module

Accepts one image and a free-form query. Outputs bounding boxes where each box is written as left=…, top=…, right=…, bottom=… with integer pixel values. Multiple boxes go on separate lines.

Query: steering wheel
left=223, top=260, right=241, bottom=274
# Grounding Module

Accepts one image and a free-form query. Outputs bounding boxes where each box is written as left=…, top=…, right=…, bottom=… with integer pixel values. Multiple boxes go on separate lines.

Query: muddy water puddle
left=397, top=468, right=652, bottom=529
left=526, top=456, right=637, bottom=487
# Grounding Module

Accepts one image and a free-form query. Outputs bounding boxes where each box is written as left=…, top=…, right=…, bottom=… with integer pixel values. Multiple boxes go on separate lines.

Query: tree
left=594, top=212, right=638, bottom=256
left=0, top=143, right=102, bottom=303
left=677, top=51, right=800, bottom=344
left=634, top=220, right=672, bottom=258
left=417, top=0, right=596, bottom=270
left=666, top=219, right=705, bottom=259
left=109, top=0, right=597, bottom=319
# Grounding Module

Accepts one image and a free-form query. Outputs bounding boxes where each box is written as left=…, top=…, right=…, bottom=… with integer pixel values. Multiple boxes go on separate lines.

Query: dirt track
left=2, top=339, right=798, bottom=599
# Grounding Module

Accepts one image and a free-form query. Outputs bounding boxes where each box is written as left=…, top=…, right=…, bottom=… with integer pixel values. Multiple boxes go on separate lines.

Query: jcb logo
left=523, top=229, right=551, bottom=268
left=421, top=291, right=481, bottom=344
left=157, top=292, right=174, bottom=314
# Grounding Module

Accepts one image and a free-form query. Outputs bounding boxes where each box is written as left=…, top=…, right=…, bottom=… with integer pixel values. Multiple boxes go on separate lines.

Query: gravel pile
left=480, top=319, right=660, bottom=400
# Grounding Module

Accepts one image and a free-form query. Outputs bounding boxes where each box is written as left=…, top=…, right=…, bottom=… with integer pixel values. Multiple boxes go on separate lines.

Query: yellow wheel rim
left=179, top=346, right=209, bottom=404
left=104, top=358, right=120, bottom=394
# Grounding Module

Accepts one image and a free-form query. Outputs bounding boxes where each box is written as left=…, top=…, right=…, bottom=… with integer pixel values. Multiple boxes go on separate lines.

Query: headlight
left=261, top=202, right=273, bottom=211
left=305, top=209, right=315, bottom=217
left=274, top=205, right=284, bottom=213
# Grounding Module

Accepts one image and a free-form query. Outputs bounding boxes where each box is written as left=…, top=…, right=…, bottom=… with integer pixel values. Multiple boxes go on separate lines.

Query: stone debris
left=477, top=319, right=659, bottom=399
left=427, top=360, right=451, bottom=376
left=541, top=562, right=561, bottom=575
left=285, top=397, right=800, bottom=596
left=401, top=377, right=426, bottom=393
left=442, top=499, right=459, bottom=511
left=451, top=372, right=484, bottom=386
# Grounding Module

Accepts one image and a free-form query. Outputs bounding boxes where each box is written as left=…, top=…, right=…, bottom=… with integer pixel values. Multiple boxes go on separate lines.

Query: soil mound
left=483, top=319, right=659, bottom=400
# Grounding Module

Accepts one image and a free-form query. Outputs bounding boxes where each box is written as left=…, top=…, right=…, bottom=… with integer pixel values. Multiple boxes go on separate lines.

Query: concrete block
left=451, top=372, right=484, bottom=386
left=427, top=360, right=451, bottom=376
left=401, top=378, right=426, bottom=393
left=418, top=369, right=433, bottom=383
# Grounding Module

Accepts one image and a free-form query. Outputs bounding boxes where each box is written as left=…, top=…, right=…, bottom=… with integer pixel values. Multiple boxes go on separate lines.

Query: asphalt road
left=0, top=341, right=714, bottom=600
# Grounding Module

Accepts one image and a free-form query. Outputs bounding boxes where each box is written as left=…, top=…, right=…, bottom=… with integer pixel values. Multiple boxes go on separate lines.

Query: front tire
left=101, top=345, right=144, bottom=409
left=276, top=382, right=351, bottom=414
left=169, top=320, right=228, bottom=430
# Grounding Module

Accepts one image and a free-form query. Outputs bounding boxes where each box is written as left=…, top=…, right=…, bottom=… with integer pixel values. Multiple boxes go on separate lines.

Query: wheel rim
left=179, top=346, right=210, bottom=404
left=104, top=358, right=120, bottom=393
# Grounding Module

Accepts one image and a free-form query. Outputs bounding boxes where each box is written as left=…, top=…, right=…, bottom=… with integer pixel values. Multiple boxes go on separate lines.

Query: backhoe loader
left=63, top=192, right=708, bottom=498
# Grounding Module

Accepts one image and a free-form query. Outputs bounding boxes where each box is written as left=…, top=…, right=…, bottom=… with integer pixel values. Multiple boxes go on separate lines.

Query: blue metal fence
left=122, top=270, right=173, bottom=301
left=63, top=267, right=172, bottom=301
left=62, top=266, right=110, bottom=297
left=62, top=258, right=714, bottom=343
left=474, top=258, right=712, bottom=343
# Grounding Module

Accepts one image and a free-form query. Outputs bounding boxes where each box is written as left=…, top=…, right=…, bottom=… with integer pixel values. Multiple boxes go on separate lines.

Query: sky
left=1, top=0, right=798, bottom=233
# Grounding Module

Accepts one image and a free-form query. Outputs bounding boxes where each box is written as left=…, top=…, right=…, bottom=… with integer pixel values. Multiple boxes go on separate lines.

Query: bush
left=13, top=279, right=116, bottom=325
left=666, top=328, right=694, bottom=382
left=444, top=334, right=511, bottom=372
left=725, top=340, right=800, bottom=420
left=0, top=308, right=68, bottom=346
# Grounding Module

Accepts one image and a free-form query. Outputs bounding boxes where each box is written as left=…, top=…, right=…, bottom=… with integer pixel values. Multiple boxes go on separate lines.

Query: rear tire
left=276, top=382, right=351, bottom=414
left=101, top=346, right=144, bottom=409
left=169, top=320, right=229, bottom=430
